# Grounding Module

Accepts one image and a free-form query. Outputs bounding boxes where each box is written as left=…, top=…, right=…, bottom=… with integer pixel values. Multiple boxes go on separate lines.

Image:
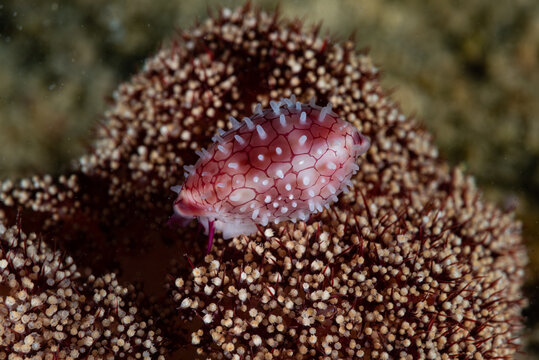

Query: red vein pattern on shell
left=172, top=97, right=370, bottom=239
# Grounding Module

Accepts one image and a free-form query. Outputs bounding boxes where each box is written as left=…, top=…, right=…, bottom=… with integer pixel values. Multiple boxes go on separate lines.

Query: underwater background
left=0, top=0, right=537, bottom=357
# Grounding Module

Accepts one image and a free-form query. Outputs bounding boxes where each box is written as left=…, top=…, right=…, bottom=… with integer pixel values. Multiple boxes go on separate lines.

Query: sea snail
left=170, top=96, right=370, bottom=252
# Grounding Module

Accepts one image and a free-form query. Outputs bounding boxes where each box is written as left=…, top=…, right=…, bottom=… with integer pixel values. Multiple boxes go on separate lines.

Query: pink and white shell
left=171, top=96, right=370, bottom=239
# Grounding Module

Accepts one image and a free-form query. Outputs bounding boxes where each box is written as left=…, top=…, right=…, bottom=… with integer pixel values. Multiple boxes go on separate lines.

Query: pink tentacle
left=206, top=220, right=215, bottom=254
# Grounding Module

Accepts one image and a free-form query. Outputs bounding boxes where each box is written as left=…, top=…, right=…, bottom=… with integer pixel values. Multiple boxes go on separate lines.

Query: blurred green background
left=0, top=0, right=538, bottom=356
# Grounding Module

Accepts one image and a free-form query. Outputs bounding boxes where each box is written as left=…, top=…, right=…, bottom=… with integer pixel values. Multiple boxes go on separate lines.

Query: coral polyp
left=171, top=97, right=370, bottom=243
left=0, top=223, right=167, bottom=359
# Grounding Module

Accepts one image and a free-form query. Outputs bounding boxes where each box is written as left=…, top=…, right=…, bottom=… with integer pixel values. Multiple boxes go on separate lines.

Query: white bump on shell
left=299, top=135, right=307, bottom=145
left=302, top=176, right=310, bottom=186
left=217, top=128, right=226, bottom=136
left=276, top=169, right=284, bottom=178
left=234, top=135, right=246, bottom=145
left=243, top=117, right=255, bottom=130
left=212, top=134, right=224, bottom=143
left=285, top=184, right=292, bottom=191
left=328, top=162, right=337, bottom=170
left=252, top=208, right=259, bottom=220
left=256, top=125, right=267, bottom=140
left=228, top=162, right=238, bottom=169
left=300, top=111, right=307, bottom=124
left=217, top=183, right=225, bottom=188
left=230, top=193, right=241, bottom=201
left=318, top=103, right=331, bottom=122
left=328, top=185, right=336, bottom=194
left=281, top=207, right=288, bottom=214
left=295, top=102, right=301, bottom=111
left=279, top=114, right=286, bottom=127
left=253, top=176, right=259, bottom=183
left=276, top=147, right=282, bottom=155
left=264, top=195, right=272, bottom=203
left=196, top=148, right=210, bottom=159
left=270, top=100, right=280, bottom=114
left=258, top=154, right=264, bottom=161
left=316, top=203, right=323, bottom=212
left=282, top=98, right=293, bottom=107
left=255, top=103, right=263, bottom=115
left=290, top=94, right=297, bottom=103
left=262, top=179, right=269, bottom=185
left=318, top=108, right=327, bottom=122
left=308, top=189, right=315, bottom=197
left=308, top=201, right=315, bottom=212
left=229, top=116, right=241, bottom=128
left=217, top=145, right=228, bottom=154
